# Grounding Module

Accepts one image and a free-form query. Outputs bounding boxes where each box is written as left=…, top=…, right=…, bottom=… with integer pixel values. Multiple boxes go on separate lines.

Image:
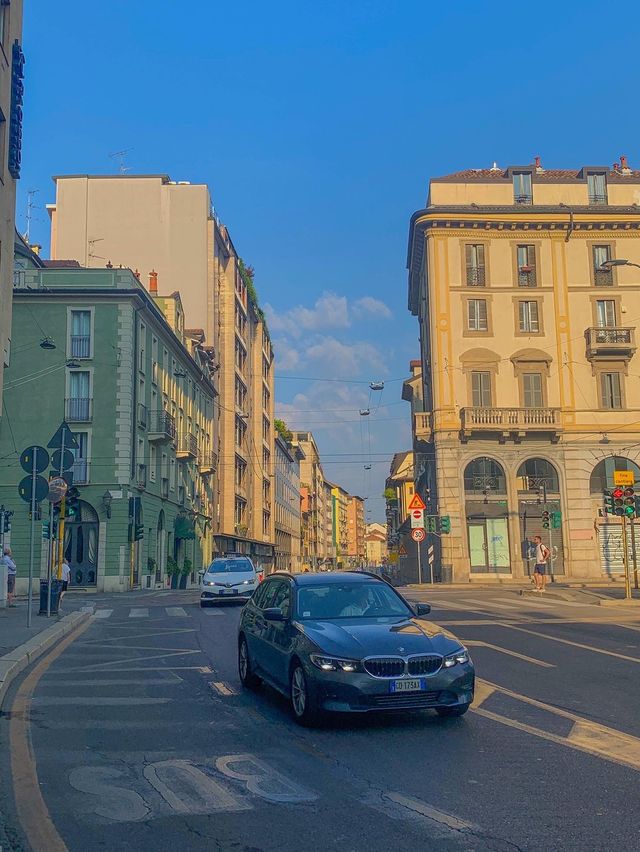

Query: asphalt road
left=2, top=586, right=640, bottom=851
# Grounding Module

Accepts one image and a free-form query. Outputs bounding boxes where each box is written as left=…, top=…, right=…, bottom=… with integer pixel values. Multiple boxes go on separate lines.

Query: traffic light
left=542, top=510, right=550, bottom=529
left=603, top=490, right=614, bottom=515
left=65, top=486, right=80, bottom=519
left=42, top=521, right=50, bottom=540
left=439, top=515, right=451, bottom=534
left=2, top=512, right=11, bottom=533
left=613, top=487, right=625, bottom=516
left=135, top=523, right=144, bottom=541
left=427, top=516, right=437, bottom=533
left=551, top=510, right=562, bottom=529
left=623, top=487, right=636, bottom=518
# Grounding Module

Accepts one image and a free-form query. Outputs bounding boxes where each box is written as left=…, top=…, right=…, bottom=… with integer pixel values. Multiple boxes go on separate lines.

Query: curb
left=0, top=607, right=93, bottom=709
left=598, top=598, right=640, bottom=607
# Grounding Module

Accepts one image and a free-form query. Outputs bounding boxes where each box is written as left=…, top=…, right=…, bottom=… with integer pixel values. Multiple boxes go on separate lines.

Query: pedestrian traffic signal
left=42, top=521, right=50, bottom=539
left=623, top=487, right=636, bottom=517
left=439, top=515, right=451, bottom=534
left=542, top=510, right=550, bottom=529
left=427, top=516, right=437, bottom=534
left=603, top=490, right=614, bottom=515
left=65, top=486, right=80, bottom=519
left=551, top=510, right=562, bottom=529
left=135, top=523, right=144, bottom=541
left=613, top=487, right=625, bottom=516
left=2, top=513, right=11, bottom=533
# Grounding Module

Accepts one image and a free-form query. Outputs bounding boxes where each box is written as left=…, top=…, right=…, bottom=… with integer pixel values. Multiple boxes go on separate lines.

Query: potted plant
left=179, top=557, right=192, bottom=590
left=166, top=556, right=180, bottom=589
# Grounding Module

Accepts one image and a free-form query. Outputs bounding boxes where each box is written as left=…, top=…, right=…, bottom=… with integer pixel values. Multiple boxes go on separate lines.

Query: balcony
left=413, top=412, right=432, bottom=442
left=589, top=194, right=608, bottom=205
left=514, top=194, right=533, bottom=205
left=71, top=459, right=89, bottom=484
left=517, top=267, right=537, bottom=287
left=70, top=335, right=91, bottom=358
left=65, top=397, right=92, bottom=422
left=160, top=477, right=169, bottom=499
left=137, top=403, right=148, bottom=429
left=148, top=410, right=176, bottom=443
left=466, top=266, right=486, bottom=287
left=177, top=432, right=198, bottom=459
left=594, top=267, right=613, bottom=287
left=199, top=451, right=218, bottom=475
left=136, top=463, right=147, bottom=489
left=586, top=327, right=636, bottom=360
left=460, top=407, right=562, bottom=443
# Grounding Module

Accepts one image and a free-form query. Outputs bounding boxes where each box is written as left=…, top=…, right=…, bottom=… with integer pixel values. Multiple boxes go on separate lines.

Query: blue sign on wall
left=8, top=39, right=25, bottom=180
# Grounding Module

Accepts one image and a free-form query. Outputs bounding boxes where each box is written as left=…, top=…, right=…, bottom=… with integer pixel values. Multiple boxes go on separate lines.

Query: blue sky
left=20, top=0, right=640, bottom=521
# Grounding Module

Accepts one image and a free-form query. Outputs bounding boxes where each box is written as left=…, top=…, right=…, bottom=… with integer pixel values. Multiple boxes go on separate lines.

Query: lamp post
left=600, top=259, right=640, bottom=271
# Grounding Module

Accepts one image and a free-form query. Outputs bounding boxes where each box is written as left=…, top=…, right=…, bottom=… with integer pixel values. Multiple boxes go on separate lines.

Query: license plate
left=390, top=679, right=425, bottom=693
left=222, top=588, right=237, bottom=595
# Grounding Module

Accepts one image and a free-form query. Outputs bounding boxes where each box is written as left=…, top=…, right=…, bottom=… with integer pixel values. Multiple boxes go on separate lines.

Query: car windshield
left=296, top=581, right=411, bottom=620
left=206, top=559, right=253, bottom=574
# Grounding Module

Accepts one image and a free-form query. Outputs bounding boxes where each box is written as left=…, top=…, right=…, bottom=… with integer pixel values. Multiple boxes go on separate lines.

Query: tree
left=275, top=418, right=293, bottom=443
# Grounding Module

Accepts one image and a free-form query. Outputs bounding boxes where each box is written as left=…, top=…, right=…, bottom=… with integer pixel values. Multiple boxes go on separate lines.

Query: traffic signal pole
left=621, top=515, right=632, bottom=600
left=57, top=496, right=66, bottom=580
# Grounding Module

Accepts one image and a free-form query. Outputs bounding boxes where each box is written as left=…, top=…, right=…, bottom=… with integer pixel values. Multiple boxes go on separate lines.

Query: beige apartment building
left=330, top=484, right=349, bottom=567
left=49, top=174, right=276, bottom=568
left=290, top=431, right=335, bottom=568
left=407, top=158, right=640, bottom=582
left=0, top=1, right=24, bottom=413
left=346, top=495, right=366, bottom=566
left=365, top=522, right=388, bottom=566
left=274, top=433, right=303, bottom=572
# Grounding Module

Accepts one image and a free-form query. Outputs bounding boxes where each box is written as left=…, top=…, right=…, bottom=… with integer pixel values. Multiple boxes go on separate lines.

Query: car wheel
left=436, top=703, right=470, bottom=718
left=290, top=663, right=320, bottom=726
left=238, top=636, right=261, bottom=690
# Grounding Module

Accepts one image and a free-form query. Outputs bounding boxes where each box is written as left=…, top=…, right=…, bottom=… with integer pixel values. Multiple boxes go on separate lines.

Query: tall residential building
left=290, top=431, right=329, bottom=568
left=330, top=483, right=349, bottom=568
left=0, top=1, right=24, bottom=414
left=407, top=158, right=640, bottom=582
left=47, top=174, right=276, bottom=569
left=385, top=451, right=416, bottom=579
left=0, top=252, right=217, bottom=592
left=346, top=495, right=366, bottom=566
left=365, top=522, right=388, bottom=566
left=274, top=433, right=303, bottom=572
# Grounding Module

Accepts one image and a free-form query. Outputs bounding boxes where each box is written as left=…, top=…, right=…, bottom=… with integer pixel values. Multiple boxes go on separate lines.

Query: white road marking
left=166, top=607, right=188, bottom=617
left=383, top=792, right=474, bottom=831
left=202, top=608, right=225, bottom=616
left=209, top=681, right=237, bottom=696
left=465, top=639, right=554, bottom=668
left=143, top=760, right=249, bottom=815
left=462, top=598, right=521, bottom=610
left=40, top=677, right=181, bottom=687
left=129, top=608, right=149, bottom=618
left=32, top=697, right=171, bottom=706
left=216, top=754, right=318, bottom=803
left=68, top=766, right=150, bottom=822
left=94, top=609, right=113, bottom=619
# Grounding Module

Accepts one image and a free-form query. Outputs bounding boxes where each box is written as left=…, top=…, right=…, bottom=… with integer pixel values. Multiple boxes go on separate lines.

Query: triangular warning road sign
left=398, top=544, right=408, bottom=556
left=407, top=493, right=426, bottom=511
left=47, top=421, right=79, bottom=451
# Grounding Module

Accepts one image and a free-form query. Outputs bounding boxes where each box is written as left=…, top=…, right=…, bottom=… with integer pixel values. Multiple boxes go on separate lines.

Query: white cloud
left=305, top=336, right=388, bottom=378
left=265, top=292, right=349, bottom=339
left=352, top=296, right=393, bottom=320
left=272, top=338, right=300, bottom=371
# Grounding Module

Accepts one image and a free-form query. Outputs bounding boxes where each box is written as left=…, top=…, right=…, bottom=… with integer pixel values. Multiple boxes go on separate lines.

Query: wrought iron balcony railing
left=177, top=432, right=198, bottom=459
left=65, top=397, right=92, bottom=422
left=586, top=326, right=636, bottom=359
left=147, top=410, right=176, bottom=442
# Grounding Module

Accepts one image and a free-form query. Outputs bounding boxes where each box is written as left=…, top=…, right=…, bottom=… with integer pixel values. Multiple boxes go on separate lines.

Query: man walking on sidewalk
left=1, top=546, right=17, bottom=607
left=533, top=535, right=550, bottom=592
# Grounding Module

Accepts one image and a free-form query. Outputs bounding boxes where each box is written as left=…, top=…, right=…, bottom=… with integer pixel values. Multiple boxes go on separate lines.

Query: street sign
left=410, top=509, right=425, bottom=529
left=20, top=445, right=49, bottom=475
left=407, top=493, right=426, bottom=511
left=18, top=474, right=49, bottom=504
left=614, top=470, right=635, bottom=486
left=47, top=422, right=79, bottom=451
left=47, top=476, right=68, bottom=504
left=398, top=544, right=408, bottom=556
left=51, top=448, right=75, bottom=472
left=412, top=528, right=426, bottom=542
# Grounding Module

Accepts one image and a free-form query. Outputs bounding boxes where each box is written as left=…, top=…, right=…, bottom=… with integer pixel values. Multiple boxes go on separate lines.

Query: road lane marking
left=209, top=681, right=238, bottom=696
left=39, top=677, right=181, bottom=686
left=94, top=609, right=113, bottom=619
left=465, top=640, right=555, bottom=668
left=202, top=608, right=225, bottom=616
left=474, top=678, right=640, bottom=772
left=79, top=628, right=197, bottom=645
left=32, top=696, right=172, bottom=706
left=129, top=608, right=149, bottom=618
left=462, top=598, right=523, bottom=610
left=215, top=754, right=318, bottom=803
left=383, top=792, right=474, bottom=831
left=499, top=623, right=640, bottom=663
left=165, top=606, right=188, bottom=617
left=9, top=615, right=92, bottom=852
left=143, top=760, right=249, bottom=815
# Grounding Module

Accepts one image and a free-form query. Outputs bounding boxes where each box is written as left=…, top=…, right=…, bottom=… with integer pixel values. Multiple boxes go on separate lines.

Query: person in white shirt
left=1, top=546, right=17, bottom=606
left=339, top=587, right=372, bottom=617
left=533, top=535, right=550, bottom=592
left=61, top=559, right=71, bottom=592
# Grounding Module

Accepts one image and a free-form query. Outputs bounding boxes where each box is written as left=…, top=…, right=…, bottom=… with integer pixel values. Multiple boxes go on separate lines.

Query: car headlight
left=443, top=648, right=470, bottom=668
left=243, top=580, right=252, bottom=585
left=310, top=654, right=361, bottom=673
left=203, top=580, right=215, bottom=586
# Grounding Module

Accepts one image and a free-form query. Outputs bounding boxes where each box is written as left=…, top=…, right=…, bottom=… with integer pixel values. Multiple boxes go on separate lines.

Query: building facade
left=0, top=0, right=24, bottom=415
left=407, top=158, right=640, bottom=582
left=290, top=431, right=331, bottom=569
left=274, top=434, right=303, bottom=572
left=47, top=174, right=276, bottom=568
left=0, top=258, right=217, bottom=592
left=365, top=522, right=388, bottom=566
left=346, top=495, right=366, bottom=566
left=330, top=484, right=349, bottom=568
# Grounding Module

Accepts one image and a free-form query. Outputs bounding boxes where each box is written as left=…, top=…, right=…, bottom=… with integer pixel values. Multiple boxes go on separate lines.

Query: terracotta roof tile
left=43, top=259, right=81, bottom=267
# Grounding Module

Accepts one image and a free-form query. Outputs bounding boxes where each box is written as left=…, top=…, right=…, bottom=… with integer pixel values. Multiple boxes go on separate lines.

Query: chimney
left=534, top=155, right=545, bottom=174
left=620, top=154, right=631, bottom=174
left=134, top=268, right=140, bottom=280
left=149, top=270, right=158, bottom=294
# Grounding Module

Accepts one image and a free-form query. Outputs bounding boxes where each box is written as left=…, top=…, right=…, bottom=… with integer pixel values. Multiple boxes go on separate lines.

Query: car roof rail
left=344, top=570, right=383, bottom=581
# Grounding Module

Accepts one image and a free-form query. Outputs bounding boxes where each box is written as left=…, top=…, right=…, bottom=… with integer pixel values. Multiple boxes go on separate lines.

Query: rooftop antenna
left=109, top=148, right=133, bottom=174
left=25, top=189, right=39, bottom=243
left=88, top=237, right=105, bottom=264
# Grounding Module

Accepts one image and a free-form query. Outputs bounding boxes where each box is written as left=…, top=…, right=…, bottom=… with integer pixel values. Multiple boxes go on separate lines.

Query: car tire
left=289, top=663, right=321, bottom=726
left=238, top=636, right=261, bottom=690
left=436, top=703, right=470, bottom=718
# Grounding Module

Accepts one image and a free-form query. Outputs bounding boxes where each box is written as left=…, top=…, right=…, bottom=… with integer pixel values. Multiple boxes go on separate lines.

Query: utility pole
left=621, top=514, right=632, bottom=600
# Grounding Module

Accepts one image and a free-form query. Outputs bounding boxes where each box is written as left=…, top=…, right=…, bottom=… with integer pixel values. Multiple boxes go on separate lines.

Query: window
left=71, top=432, right=89, bottom=484
left=235, top=415, right=246, bottom=447
left=522, top=373, right=543, bottom=408
left=169, top=457, right=176, bottom=490
left=0, top=4, right=6, bottom=48
left=263, top=415, right=270, bottom=442
left=70, top=310, right=91, bottom=358
left=235, top=338, right=247, bottom=372
left=0, top=107, right=6, bottom=181
left=600, top=372, right=623, bottom=409
left=149, top=445, right=157, bottom=482
left=467, top=299, right=488, bottom=332
left=588, top=173, right=607, bottom=205
left=596, top=300, right=616, bottom=328
left=235, top=376, right=247, bottom=411
left=513, top=172, right=532, bottom=205
left=263, top=511, right=270, bottom=537
left=235, top=456, right=246, bottom=489
left=593, top=245, right=613, bottom=285
left=67, top=371, right=91, bottom=421
left=517, top=245, right=537, bottom=286
left=519, top=300, right=539, bottom=333
left=465, top=244, right=486, bottom=286
left=234, top=497, right=247, bottom=527
left=471, top=371, right=492, bottom=407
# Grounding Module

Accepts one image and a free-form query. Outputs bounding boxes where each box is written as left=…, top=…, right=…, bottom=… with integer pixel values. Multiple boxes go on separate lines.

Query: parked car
left=237, top=570, right=474, bottom=725
left=200, top=556, right=259, bottom=606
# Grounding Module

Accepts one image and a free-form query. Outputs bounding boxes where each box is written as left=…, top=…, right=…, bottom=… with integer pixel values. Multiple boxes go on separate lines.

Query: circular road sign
left=18, top=474, right=49, bottom=504
left=51, top=448, right=75, bottom=472
left=411, top=528, right=426, bottom=542
left=47, top=476, right=68, bottom=504
left=19, top=445, right=49, bottom=475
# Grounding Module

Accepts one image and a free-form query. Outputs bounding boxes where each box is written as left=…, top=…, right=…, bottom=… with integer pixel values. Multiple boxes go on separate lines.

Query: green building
left=1, top=240, right=218, bottom=592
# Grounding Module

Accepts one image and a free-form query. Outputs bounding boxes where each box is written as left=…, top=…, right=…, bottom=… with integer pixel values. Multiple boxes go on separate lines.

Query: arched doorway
left=464, top=457, right=510, bottom=574
left=64, top=500, right=99, bottom=586
left=590, top=457, right=640, bottom=576
left=517, top=458, right=564, bottom=575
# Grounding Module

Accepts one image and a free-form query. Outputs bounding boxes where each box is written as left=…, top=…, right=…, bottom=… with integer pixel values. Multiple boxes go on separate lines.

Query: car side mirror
left=415, top=603, right=431, bottom=616
left=263, top=607, right=285, bottom=622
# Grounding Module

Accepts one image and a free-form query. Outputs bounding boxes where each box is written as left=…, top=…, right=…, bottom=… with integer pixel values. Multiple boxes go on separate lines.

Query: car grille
left=369, top=691, right=441, bottom=710
left=364, top=657, right=405, bottom=678
left=408, top=655, right=442, bottom=676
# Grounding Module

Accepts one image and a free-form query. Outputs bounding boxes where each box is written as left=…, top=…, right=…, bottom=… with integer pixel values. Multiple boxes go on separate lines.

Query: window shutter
left=478, top=299, right=487, bottom=329
left=527, top=245, right=536, bottom=269
left=611, top=374, right=622, bottom=409
left=529, top=301, right=539, bottom=332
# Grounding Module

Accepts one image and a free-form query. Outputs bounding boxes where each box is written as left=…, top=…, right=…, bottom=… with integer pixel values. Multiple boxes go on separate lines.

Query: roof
left=52, top=173, right=172, bottom=183
left=432, top=165, right=640, bottom=183
left=43, top=259, right=82, bottom=268
left=287, top=571, right=387, bottom=586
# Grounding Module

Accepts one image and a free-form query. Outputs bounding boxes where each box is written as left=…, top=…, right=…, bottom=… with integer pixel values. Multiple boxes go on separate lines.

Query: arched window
left=516, top=458, right=559, bottom=493
left=589, top=457, right=640, bottom=494
left=464, top=457, right=506, bottom=495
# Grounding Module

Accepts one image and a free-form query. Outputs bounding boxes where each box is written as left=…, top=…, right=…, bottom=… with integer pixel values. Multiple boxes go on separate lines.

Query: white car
left=200, top=557, right=260, bottom=606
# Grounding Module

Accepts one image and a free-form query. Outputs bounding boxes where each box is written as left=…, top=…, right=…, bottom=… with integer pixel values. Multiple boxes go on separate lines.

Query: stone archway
left=63, top=500, right=99, bottom=586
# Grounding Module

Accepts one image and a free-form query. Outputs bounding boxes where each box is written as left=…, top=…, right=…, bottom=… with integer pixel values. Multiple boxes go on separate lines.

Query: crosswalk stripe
left=94, top=609, right=113, bottom=619
left=202, top=608, right=224, bottom=616
left=165, top=606, right=188, bottom=617
left=129, top=608, right=149, bottom=618
left=461, top=598, right=522, bottom=610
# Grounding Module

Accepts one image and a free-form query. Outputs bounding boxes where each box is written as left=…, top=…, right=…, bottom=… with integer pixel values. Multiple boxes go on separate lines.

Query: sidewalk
left=0, top=595, right=90, bottom=657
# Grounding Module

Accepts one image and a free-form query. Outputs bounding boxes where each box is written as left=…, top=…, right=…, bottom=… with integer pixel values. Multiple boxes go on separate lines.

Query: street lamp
left=600, top=259, right=640, bottom=270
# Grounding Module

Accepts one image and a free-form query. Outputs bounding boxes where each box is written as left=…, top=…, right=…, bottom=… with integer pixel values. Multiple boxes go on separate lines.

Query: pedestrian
left=61, top=559, right=71, bottom=592
left=532, top=535, right=550, bottom=592
left=1, top=546, right=17, bottom=607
